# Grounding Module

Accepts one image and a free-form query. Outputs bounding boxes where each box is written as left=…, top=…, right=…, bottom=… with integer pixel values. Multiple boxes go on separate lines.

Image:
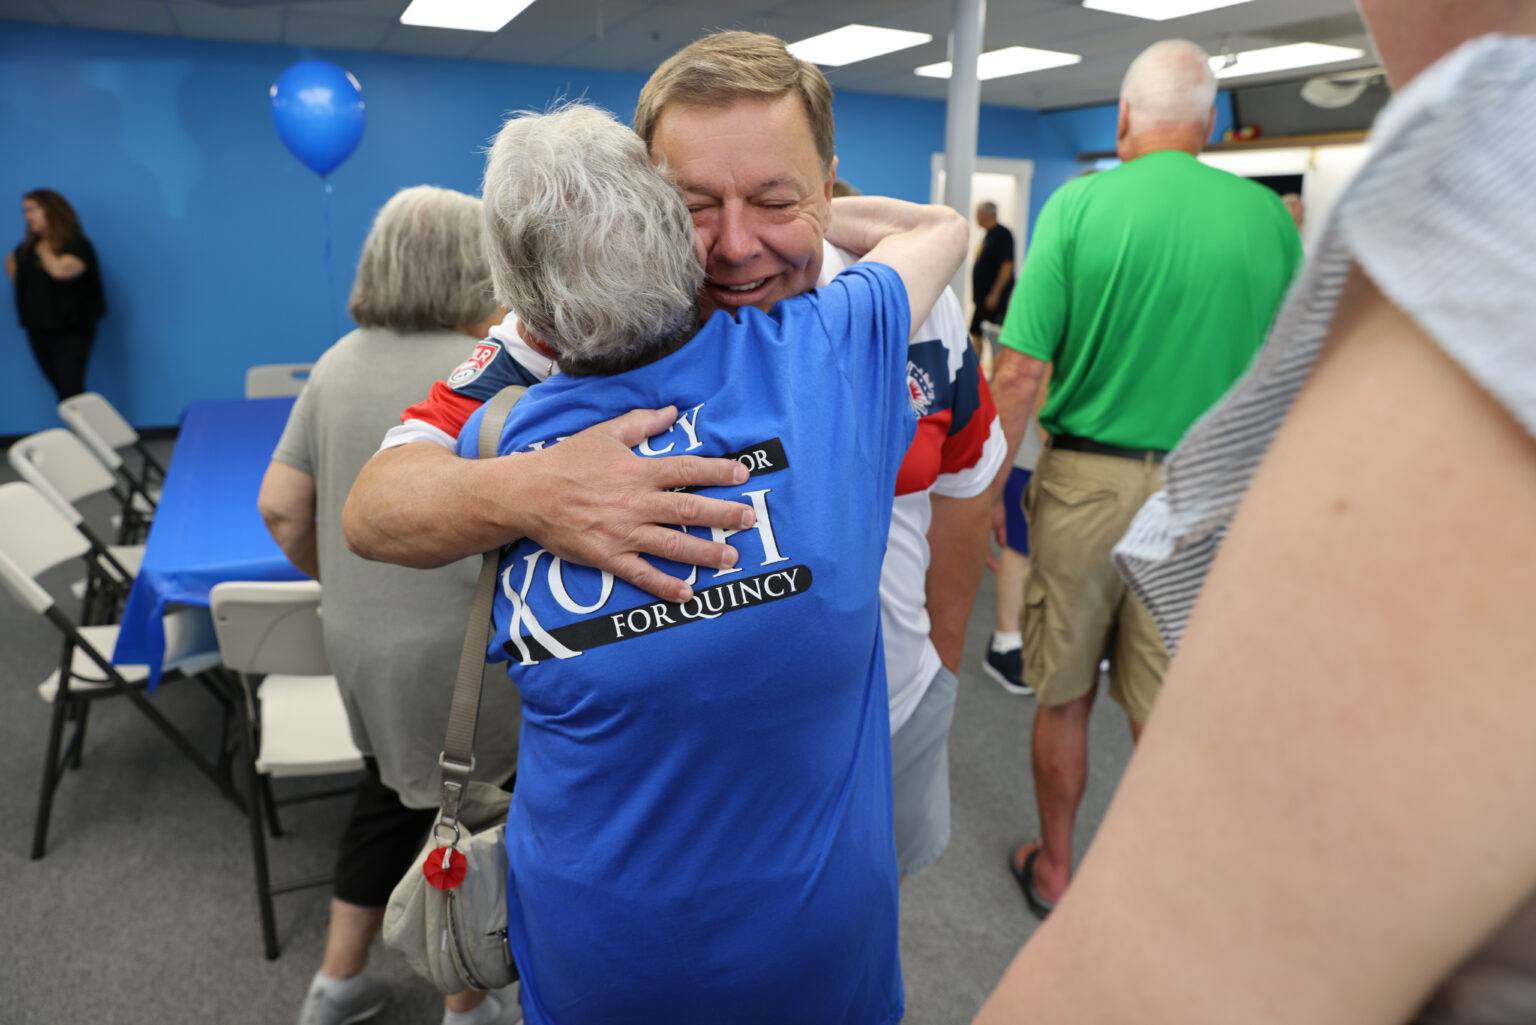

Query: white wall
left=1198, top=142, right=1373, bottom=250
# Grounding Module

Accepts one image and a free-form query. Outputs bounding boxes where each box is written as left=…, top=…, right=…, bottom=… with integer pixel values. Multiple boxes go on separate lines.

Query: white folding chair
left=244, top=363, right=312, bottom=398
left=7, top=430, right=149, bottom=621
left=209, top=579, right=365, bottom=959
left=0, top=483, right=236, bottom=861
left=57, top=392, right=165, bottom=507
left=9, top=428, right=155, bottom=541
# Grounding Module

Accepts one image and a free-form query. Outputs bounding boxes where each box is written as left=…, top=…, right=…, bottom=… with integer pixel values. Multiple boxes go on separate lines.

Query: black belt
left=1051, top=433, right=1167, bottom=463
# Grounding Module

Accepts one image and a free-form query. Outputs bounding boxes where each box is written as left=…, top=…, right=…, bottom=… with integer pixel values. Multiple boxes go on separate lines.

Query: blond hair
left=634, top=30, right=835, bottom=173
left=347, top=185, right=497, bottom=332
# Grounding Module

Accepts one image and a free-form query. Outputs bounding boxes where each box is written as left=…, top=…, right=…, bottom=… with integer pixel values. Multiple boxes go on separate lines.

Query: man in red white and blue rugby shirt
left=819, top=241, right=1005, bottom=876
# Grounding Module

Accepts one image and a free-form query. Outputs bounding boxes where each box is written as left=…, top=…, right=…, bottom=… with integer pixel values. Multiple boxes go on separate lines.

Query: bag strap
left=437, top=384, right=528, bottom=837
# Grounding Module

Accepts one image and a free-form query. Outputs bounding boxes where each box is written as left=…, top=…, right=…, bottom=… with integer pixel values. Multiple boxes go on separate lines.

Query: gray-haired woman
left=257, top=185, right=520, bottom=1025
left=462, top=103, right=966, bottom=1025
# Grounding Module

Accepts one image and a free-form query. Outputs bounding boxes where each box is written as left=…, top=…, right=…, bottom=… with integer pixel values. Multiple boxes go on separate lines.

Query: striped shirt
left=1113, top=35, right=1536, bottom=1024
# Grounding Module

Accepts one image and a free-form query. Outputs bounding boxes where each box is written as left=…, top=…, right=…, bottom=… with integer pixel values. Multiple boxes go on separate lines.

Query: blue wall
left=1, top=20, right=1092, bottom=434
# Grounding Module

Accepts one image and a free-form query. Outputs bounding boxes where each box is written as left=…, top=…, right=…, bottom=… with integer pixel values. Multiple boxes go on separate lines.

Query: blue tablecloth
left=114, top=396, right=306, bottom=686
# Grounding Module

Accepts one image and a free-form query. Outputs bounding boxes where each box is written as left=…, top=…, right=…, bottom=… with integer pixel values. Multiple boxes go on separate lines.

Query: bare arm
left=1029, top=362, right=1052, bottom=438
left=34, top=241, right=86, bottom=281
left=925, top=490, right=993, bottom=672
left=257, top=461, right=319, bottom=580
left=987, top=348, right=1049, bottom=484
left=975, top=269, right=1536, bottom=1025
left=4, top=251, right=14, bottom=282
left=987, top=355, right=1050, bottom=549
left=825, top=196, right=969, bottom=336
left=983, top=348, right=1045, bottom=552
left=342, top=406, right=757, bottom=604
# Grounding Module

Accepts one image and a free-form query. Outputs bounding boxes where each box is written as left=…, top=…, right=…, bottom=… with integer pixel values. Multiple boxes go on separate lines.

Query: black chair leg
left=136, top=440, right=167, bottom=486
left=33, top=691, right=73, bottom=860
left=260, top=775, right=285, bottom=838
left=80, top=571, right=103, bottom=627
left=212, top=703, right=235, bottom=781
left=69, top=702, right=90, bottom=770
left=241, top=706, right=281, bottom=959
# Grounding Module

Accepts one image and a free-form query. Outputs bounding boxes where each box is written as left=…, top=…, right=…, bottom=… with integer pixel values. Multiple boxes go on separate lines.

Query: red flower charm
left=424, top=845, right=468, bottom=891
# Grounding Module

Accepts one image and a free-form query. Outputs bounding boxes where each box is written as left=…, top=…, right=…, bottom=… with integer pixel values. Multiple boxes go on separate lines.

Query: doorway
left=930, top=155, right=1033, bottom=315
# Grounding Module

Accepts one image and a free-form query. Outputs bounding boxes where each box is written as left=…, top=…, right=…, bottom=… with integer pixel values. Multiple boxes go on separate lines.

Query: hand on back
left=505, top=405, right=757, bottom=603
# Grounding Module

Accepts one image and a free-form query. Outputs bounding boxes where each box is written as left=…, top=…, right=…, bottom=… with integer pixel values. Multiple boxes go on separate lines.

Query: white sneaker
left=297, top=973, right=386, bottom=1025
left=493, top=984, right=524, bottom=1025
left=443, top=985, right=523, bottom=1025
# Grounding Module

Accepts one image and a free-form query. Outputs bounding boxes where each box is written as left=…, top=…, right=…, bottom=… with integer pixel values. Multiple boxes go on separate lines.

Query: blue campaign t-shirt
left=457, top=262, right=916, bottom=1025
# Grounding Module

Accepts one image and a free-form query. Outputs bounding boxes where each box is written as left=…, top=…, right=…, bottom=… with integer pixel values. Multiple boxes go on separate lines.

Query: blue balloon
left=270, top=60, right=366, bottom=176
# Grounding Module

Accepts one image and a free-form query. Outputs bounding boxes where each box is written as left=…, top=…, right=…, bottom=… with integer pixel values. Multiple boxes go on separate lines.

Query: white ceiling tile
left=0, top=0, right=67, bottom=25
left=281, top=9, right=393, bottom=48
left=281, top=0, right=402, bottom=15
left=51, top=0, right=177, bottom=33
left=467, top=0, right=649, bottom=64
left=167, top=1, right=284, bottom=42
left=375, top=21, right=491, bottom=59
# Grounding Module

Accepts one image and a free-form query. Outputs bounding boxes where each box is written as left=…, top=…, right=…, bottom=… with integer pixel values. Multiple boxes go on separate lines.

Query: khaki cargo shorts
left=1019, top=445, right=1169, bottom=723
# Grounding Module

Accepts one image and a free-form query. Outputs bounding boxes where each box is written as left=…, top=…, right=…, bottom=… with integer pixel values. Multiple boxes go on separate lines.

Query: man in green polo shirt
left=989, top=38, right=1301, bottom=920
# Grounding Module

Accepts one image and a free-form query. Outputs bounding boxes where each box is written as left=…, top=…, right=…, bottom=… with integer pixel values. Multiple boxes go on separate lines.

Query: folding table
left=113, top=396, right=306, bottom=684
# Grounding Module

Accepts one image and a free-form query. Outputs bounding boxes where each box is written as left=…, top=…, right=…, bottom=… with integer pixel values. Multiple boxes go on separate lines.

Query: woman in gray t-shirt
left=258, top=185, right=518, bottom=1025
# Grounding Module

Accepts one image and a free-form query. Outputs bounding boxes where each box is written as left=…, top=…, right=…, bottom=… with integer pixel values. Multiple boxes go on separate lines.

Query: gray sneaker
left=297, top=973, right=386, bottom=1025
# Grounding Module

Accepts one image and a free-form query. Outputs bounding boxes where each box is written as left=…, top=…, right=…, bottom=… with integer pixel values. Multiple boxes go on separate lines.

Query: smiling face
left=22, top=198, right=47, bottom=237
left=649, top=94, right=835, bottom=320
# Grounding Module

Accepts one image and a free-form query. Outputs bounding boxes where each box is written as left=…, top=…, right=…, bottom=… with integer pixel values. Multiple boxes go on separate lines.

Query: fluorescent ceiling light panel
left=787, top=25, right=933, bottom=67
left=916, top=46, right=1082, bottom=80
left=1081, top=0, right=1255, bottom=21
left=1210, top=42, right=1366, bottom=79
left=399, top=0, right=536, bottom=32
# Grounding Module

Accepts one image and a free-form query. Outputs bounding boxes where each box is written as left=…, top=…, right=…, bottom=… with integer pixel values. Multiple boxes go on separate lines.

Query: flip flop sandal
left=1009, top=843, right=1056, bottom=921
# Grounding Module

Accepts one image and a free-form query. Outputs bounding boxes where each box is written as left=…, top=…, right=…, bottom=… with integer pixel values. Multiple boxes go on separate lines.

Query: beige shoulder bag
left=382, top=385, right=526, bottom=994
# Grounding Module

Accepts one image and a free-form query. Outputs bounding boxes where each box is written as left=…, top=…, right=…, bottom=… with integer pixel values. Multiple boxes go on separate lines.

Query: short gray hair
left=976, top=200, right=998, bottom=218
left=347, top=185, right=497, bottom=332
left=482, top=103, right=702, bottom=374
left=1120, top=39, right=1217, bottom=134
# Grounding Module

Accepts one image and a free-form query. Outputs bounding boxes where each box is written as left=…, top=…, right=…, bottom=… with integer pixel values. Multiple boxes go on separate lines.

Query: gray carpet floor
left=0, top=438, right=1135, bottom=1025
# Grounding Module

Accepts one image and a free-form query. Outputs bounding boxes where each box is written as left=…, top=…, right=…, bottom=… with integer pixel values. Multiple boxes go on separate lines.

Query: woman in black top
left=6, top=189, right=106, bottom=400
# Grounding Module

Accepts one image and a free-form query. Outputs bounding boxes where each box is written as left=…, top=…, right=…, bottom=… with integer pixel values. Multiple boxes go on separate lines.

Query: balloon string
left=322, top=176, right=339, bottom=341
